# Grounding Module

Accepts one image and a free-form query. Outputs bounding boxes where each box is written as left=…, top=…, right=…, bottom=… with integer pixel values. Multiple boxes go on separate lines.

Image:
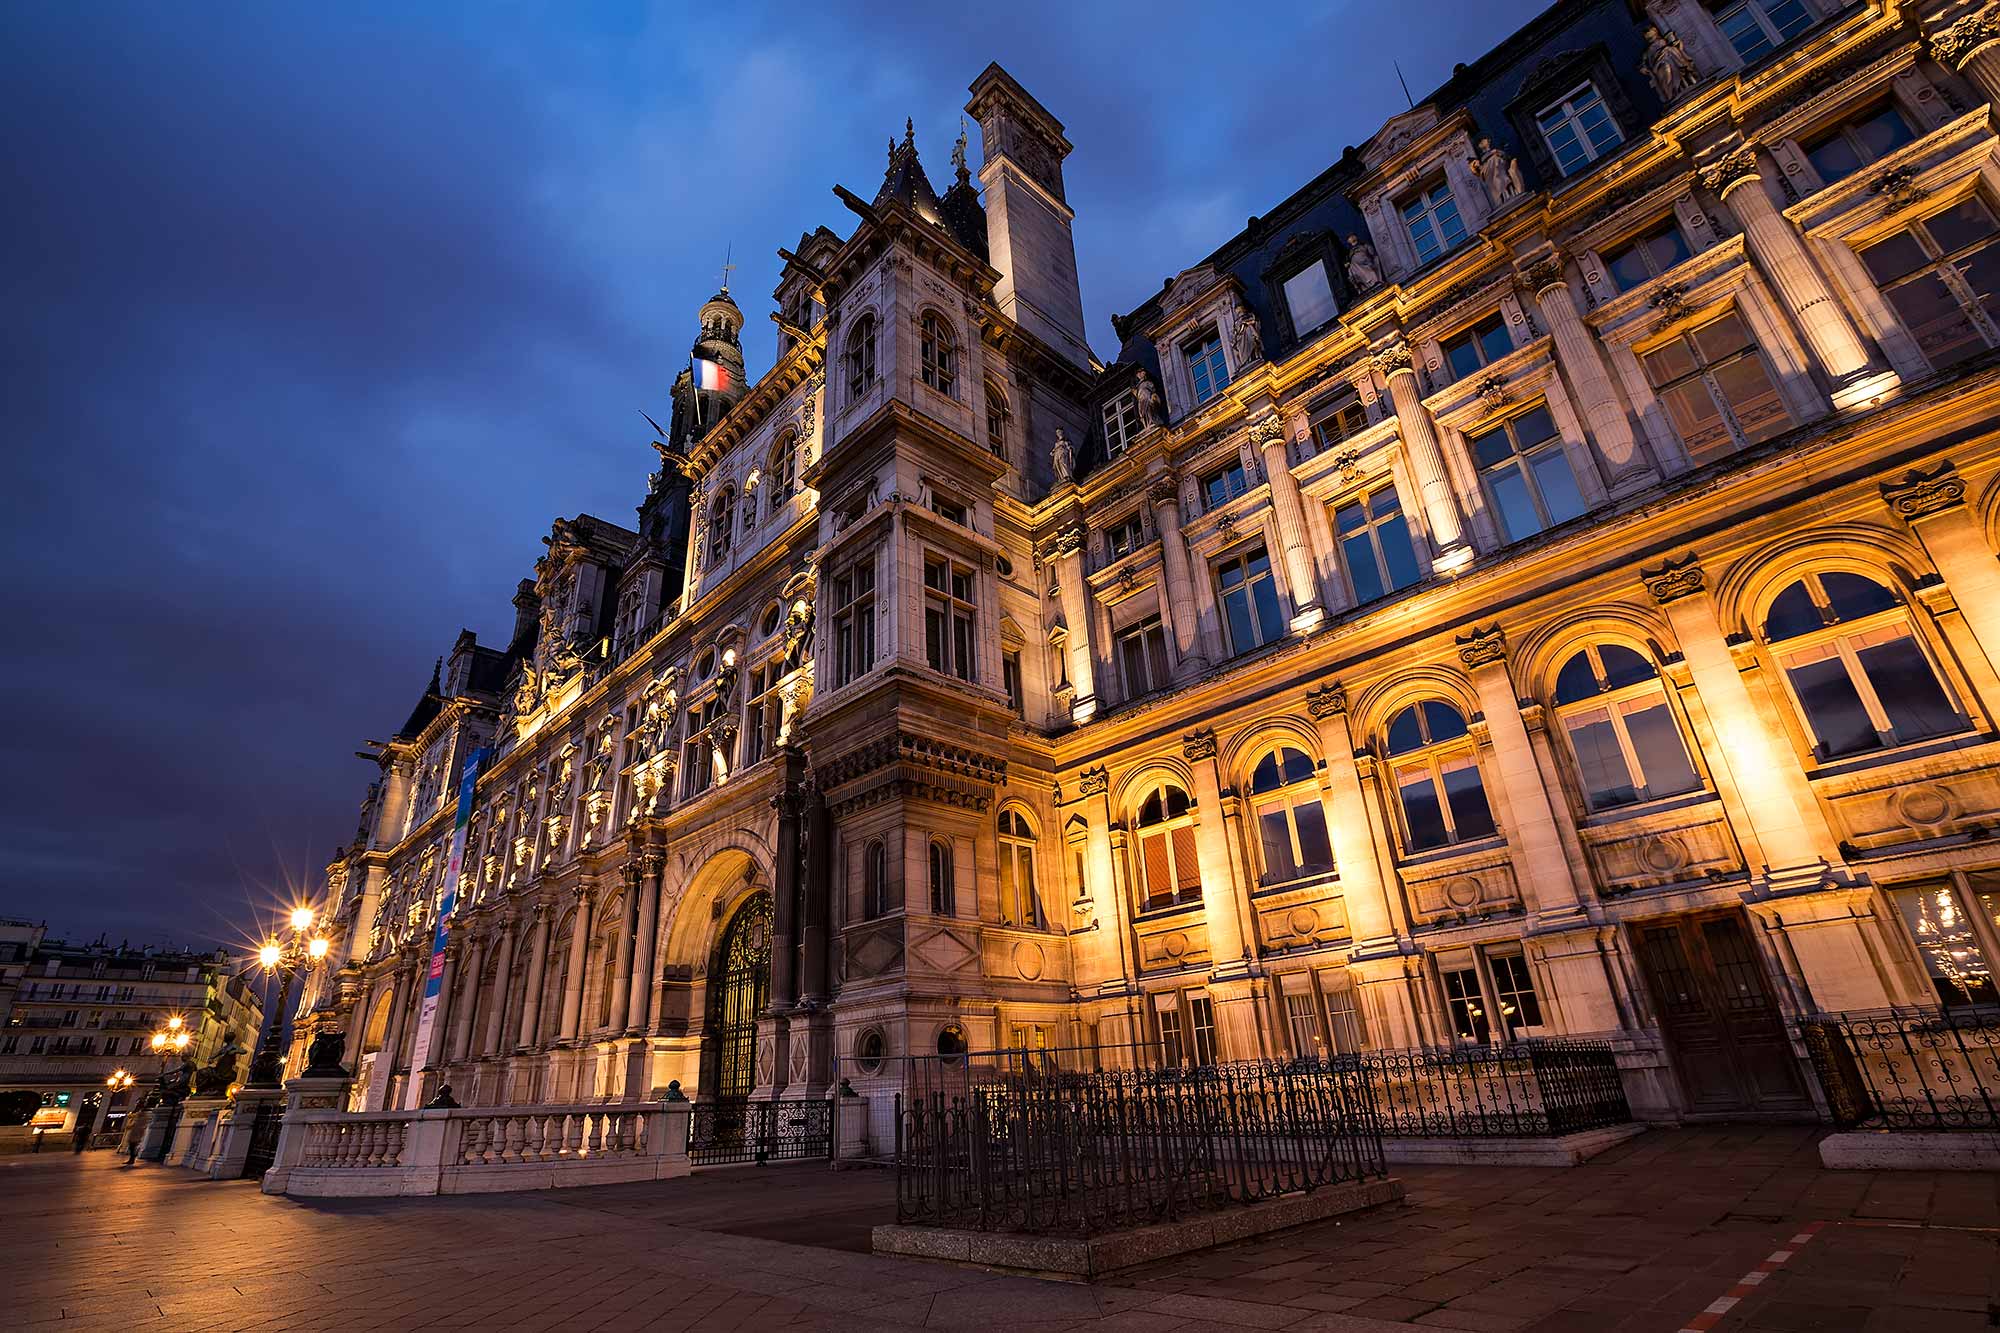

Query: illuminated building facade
left=306, top=0, right=2000, bottom=1125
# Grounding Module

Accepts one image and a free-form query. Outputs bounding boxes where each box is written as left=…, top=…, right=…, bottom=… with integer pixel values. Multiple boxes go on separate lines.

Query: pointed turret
left=939, top=118, right=989, bottom=260
left=874, top=118, right=948, bottom=226
left=669, top=284, right=749, bottom=447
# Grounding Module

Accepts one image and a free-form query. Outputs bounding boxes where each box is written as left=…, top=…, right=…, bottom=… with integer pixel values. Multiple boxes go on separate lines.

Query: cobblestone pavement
left=2, top=1127, right=1993, bottom=1331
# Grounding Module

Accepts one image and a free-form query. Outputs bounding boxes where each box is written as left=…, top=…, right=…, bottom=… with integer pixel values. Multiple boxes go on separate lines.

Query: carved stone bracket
left=1641, top=552, right=1706, bottom=604
left=1455, top=625, right=1507, bottom=668
left=1696, top=144, right=1761, bottom=198
left=1880, top=461, right=1966, bottom=522
left=1182, top=728, right=1219, bottom=761
left=1472, top=372, right=1512, bottom=410
left=1371, top=340, right=1415, bottom=380
left=1078, top=766, right=1110, bottom=797
left=1518, top=251, right=1567, bottom=295
left=1305, top=683, right=1347, bottom=718
left=1870, top=165, right=1930, bottom=215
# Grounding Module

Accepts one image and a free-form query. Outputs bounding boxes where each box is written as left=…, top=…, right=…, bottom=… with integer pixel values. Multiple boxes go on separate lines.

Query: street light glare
left=259, top=942, right=282, bottom=969
left=290, top=906, right=315, bottom=931
left=308, top=936, right=329, bottom=959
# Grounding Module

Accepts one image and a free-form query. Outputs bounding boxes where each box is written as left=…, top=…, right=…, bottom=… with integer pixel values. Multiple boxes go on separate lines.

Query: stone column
left=1073, top=769, right=1129, bottom=993
left=558, top=886, right=594, bottom=1042
left=798, top=789, right=833, bottom=1005
left=1883, top=462, right=2000, bottom=680
left=1251, top=415, right=1327, bottom=631
left=372, top=759, right=414, bottom=850
left=609, top=862, right=639, bottom=1033
left=1925, top=4, right=2000, bottom=108
left=625, top=849, right=663, bottom=1033
left=449, top=932, right=485, bottom=1062
left=1699, top=144, right=1895, bottom=409
left=481, top=921, right=515, bottom=1057
left=1049, top=525, right=1099, bottom=722
left=768, top=751, right=807, bottom=1009
left=1642, top=554, right=1839, bottom=872
left=1520, top=249, right=1655, bottom=495
left=1146, top=473, right=1207, bottom=669
left=1181, top=730, right=1252, bottom=973
left=1303, top=685, right=1399, bottom=954
left=516, top=904, right=551, bottom=1050
left=1455, top=627, right=1590, bottom=922
left=344, top=862, right=388, bottom=970
left=1375, top=342, right=1474, bottom=572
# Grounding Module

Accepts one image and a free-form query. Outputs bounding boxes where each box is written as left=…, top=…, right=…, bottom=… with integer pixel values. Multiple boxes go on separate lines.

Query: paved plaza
left=2, top=1128, right=1995, bottom=1332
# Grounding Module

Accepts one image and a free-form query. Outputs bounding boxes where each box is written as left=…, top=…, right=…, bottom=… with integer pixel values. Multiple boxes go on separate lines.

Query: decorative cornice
left=1182, top=728, right=1218, bottom=761
left=1305, top=683, right=1347, bottom=718
left=1454, top=625, right=1507, bottom=668
left=1880, top=461, right=1966, bottom=522
left=1927, top=10, right=2000, bottom=69
left=1640, top=552, right=1706, bottom=604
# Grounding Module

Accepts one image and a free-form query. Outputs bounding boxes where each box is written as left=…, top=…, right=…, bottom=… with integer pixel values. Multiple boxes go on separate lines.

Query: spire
left=875, top=115, right=948, bottom=225
left=939, top=115, right=988, bottom=260
left=952, top=116, right=971, bottom=187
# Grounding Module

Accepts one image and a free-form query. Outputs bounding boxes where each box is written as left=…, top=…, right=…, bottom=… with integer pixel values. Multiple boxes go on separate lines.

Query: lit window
left=845, top=315, right=876, bottom=400
left=1249, top=746, right=1333, bottom=883
left=1440, top=313, right=1512, bottom=384
left=998, top=809, right=1043, bottom=929
left=1489, top=952, right=1543, bottom=1037
left=831, top=556, right=877, bottom=687
left=985, top=381, right=1008, bottom=454
left=1442, top=966, right=1489, bottom=1042
left=1640, top=311, right=1791, bottom=464
left=1201, top=460, right=1249, bottom=510
left=743, top=661, right=782, bottom=767
left=1102, top=388, right=1143, bottom=455
left=1187, top=994, right=1218, bottom=1066
left=1185, top=330, right=1229, bottom=405
left=1803, top=104, right=1915, bottom=186
left=1858, top=196, right=2000, bottom=372
left=1468, top=404, right=1587, bottom=542
left=1105, top=513, right=1146, bottom=561
left=1401, top=180, right=1466, bottom=267
left=1537, top=83, right=1623, bottom=177
left=1763, top=572, right=1961, bottom=757
left=1386, top=701, right=1496, bottom=852
left=1309, top=396, right=1368, bottom=455
left=1335, top=486, right=1421, bottom=605
left=1117, top=616, right=1171, bottom=698
left=920, top=311, right=957, bottom=396
left=1214, top=545, right=1286, bottom=655
left=1716, top=0, right=1813, bottom=63
left=1282, top=260, right=1338, bottom=337
left=1322, top=971, right=1366, bottom=1054
left=1604, top=221, right=1691, bottom=292
left=928, top=839, right=955, bottom=916
left=1284, top=986, right=1322, bottom=1059
left=1887, top=874, right=2000, bottom=1006
left=1157, top=1001, right=1186, bottom=1066
left=923, top=556, right=976, bottom=681
left=1134, top=782, right=1200, bottom=910
left=1552, top=644, right=1700, bottom=810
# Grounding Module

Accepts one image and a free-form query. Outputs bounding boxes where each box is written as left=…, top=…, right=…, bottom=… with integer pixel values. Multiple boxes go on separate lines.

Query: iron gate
left=143, top=1101, right=184, bottom=1162
left=687, top=1098, right=833, bottom=1166
left=240, top=1103, right=283, bottom=1178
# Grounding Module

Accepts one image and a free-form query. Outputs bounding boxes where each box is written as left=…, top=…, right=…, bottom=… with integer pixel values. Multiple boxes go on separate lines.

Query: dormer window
left=1102, top=389, right=1143, bottom=456
left=1536, top=83, right=1622, bottom=177
left=1184, top=329, right=1229, bottom=405
left=1281, top=260, right=1338, bottom=338
left=1604, top=221, right=1692, bottom=292
left=1802, top=104, right=1915, bottom=187
left=920, top=311, right=957, bottom=397
left=1400, top=181, right=1467, bottom=268
left=1715, top=0, right=1812, bottom=63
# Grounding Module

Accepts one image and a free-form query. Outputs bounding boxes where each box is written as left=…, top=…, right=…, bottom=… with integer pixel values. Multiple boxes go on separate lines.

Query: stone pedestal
left=786, top=1007, right=836, bottom=1100
left=169, top=1096, right=229, bottom=1167
left=209, top=1086, right=284, bottom=1180
left=832, top=1085, right=871, bottom=1162
left=257, top=1073, right=354, bottom=1194
left=139, top=1100, right=183, bottom=1162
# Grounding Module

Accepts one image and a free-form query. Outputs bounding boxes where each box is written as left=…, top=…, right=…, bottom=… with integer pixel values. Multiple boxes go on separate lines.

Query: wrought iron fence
left=687, top=1098, right=834, bottom=1166
left=1799, top=1005, right=2000, bottom=1131
left=894, top=1057, right=1385, bottom=1236
left=1364, top=1039, right=1630, bottom=1137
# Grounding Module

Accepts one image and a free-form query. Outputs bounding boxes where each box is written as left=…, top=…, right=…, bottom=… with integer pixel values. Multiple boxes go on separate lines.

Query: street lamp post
left=247, top=907, right=329, bottom=1088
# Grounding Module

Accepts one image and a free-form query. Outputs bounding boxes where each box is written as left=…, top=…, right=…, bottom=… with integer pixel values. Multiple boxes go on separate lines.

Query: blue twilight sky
left=1, top=0, right=1547, bottom=950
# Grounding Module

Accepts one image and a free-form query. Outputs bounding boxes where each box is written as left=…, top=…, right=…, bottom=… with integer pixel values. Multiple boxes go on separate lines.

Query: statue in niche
left=1133, top=367, right=1162, bottom=424
left=1473, top=138, right=1524, bottom=206
left=1345, top=236, right=1382, bottom=291
left=1050, top=429, right=1075, bottom=485
left=1641, top=25, right=1698, bottom=104
left=1229, top=304, right=1262, bottom=368
left=782, top=598, right=815, bottom=672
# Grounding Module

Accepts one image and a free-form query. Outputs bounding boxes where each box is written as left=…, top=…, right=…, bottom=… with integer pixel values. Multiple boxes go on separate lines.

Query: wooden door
left=1632, top=908, right=1809, bottom=1117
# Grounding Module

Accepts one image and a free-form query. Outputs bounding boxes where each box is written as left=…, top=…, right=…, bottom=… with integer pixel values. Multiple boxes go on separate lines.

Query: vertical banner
left=402, top=745, right=490, bottom=1110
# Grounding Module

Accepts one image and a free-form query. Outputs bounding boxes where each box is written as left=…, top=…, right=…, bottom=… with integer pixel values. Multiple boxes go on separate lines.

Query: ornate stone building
left=302, top=0, right=2000, bottom=1128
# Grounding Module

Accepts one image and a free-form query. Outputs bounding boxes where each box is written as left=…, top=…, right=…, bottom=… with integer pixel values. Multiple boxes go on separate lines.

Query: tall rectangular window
left=1282, top=260, right=1338, bottom=337
left=1716, top=0, right=1813, bottom=62
left=1187, top=994, right=1218, bottom=1066
left=1441, top=312, right=1512, bottom=383
left=1201, top=460, right=1249, bottom=510
left=1887, top=877, right=1998, bottom=1007
left=1284, top=985, right=1322, bottom=1058
left=923, top=556, right=976, bottom=681
left=1105, top=513, right=1146, bottom=561
left=1185, top=330, right=1229, bottom=405
left=1157, top=1003, right=1186, bottom=1067
left=831, top=556, right=877, bottom=687
left=1858, top=196, right=2000, bottom=372
left=744, top=662, right=782, bottom=767
left=1640, top=310, right=1792, bottom=463
left=1468, top=404, right=1587, bottom=542
left=1441, top=966, right=1490, bottom=1043
left=1604, top=220, right=1692, bottom=292
left=1401, top=180, right=1466, bottom=267
left=1322, top=971, right=1366, bottom=1055
left=1309, top=396, right=1368, bottom=456
left=1803, top=104, right=1914, bottom=186
left=1488, top=952, right=1543, bottom=1037
left=1002, top=649, right=1023, bottom=717
left=1335, top=487, right=1421, bottom=604
left=1537, top=83, right=1623, bottom=177
left=1117, top=616, right=1172, bottom=698
left=1214, top=546, right=1286, bottom=655
left=1102, top=389, right=1143, bottom=455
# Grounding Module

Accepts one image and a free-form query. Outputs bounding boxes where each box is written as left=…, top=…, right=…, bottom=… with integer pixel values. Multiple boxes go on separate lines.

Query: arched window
left=1134, top=782, right=1200, bottom=909
left=920, top=310, right=957, bottom=396
left=928, top=838, right=955, bottom=916
left=1762, top=572, right=1961, bottom=757
left=1385, top=702, right=1496, bottom=851
left=707, top=489, right=734, bottom=565
left=863, top=839, right=888, bottom=919
left=984, top=380, right=1008, bottom=455
left=1249, top=746, right=1333, bottom=882
left=846, top=314, right=876, bottom=400
left=767, top=431, right=799, bottom=515
left=998, top=809, right=1042, bottom=928
left=937, top=1023, right=967, bottom=1066
left=1553, top=644, right=1701, bottom=810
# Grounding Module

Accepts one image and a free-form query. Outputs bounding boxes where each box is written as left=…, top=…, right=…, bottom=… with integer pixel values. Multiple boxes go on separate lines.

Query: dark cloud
left=1, top=0, right=1542, bottom=949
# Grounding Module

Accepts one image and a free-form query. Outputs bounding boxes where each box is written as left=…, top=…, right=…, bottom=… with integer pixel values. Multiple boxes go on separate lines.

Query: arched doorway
left=699, top=892, right=771, bottom=1100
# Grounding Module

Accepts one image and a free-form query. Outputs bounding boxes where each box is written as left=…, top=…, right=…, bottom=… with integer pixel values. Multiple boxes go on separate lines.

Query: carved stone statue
left=303, top=1029, right=350, bottom=1078
left=781, top=598, right=815, bottom=672
left=1473, top=138, right=1524, bottom=206
left=1229, top=305, right=1262, bottom=368
left=1050, top=428, right=1076, bottom=485
left=193, top=1036, right=245, bottom=1096
left=1345, top=235, right=1382, bottom=291
left=1133, top=367, right=1162, bottom=424
left=1641, top=25, right=1698, bottom=104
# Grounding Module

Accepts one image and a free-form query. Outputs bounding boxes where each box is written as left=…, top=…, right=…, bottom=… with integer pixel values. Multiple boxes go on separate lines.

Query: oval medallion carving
left=1640, top=836, right=1688, bottom=874
left=1893, top=784, right=1954, bottom=828
left=1162, top=931, right=1189, bottom=959
left=1443, top=877, right=1480, bottom=909
left=1013, top=940, right=1045, bottom=981
left=1287, top=906, right=1319, bottom=938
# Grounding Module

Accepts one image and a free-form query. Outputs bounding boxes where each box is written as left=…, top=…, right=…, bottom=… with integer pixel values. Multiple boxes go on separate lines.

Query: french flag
left=693, top=356, right=731, bottom=393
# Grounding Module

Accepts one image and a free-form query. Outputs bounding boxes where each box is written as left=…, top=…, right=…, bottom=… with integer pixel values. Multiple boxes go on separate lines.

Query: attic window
left=1102, top=389, right=1143, bottom=456
left=1536, top=83, right=1622, bottom=177
left=1282, top=261, right=1338, bottom=338
left=1400, top=181, right=1466, bottom=267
